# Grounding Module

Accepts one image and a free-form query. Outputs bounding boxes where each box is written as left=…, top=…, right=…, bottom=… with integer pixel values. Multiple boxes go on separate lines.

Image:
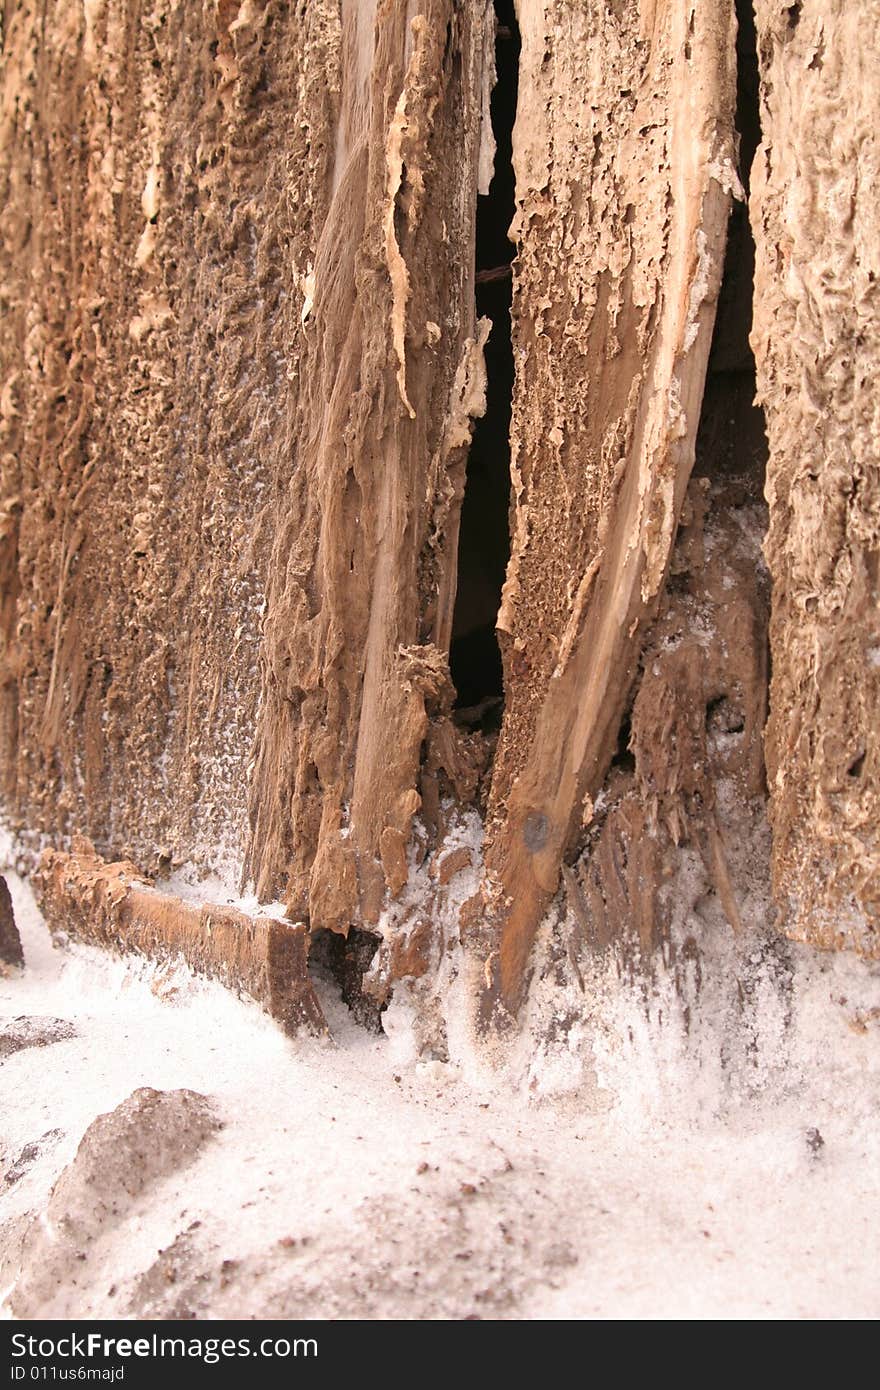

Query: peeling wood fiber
left=245, top=1, right=494, bottom=927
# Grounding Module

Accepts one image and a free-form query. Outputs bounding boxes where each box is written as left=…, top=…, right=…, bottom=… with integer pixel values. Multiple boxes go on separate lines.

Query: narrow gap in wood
left=697, top=0, right=766, bottom=519
left=449, top=0, right=519, bottom=730
left=609, top=705, right=636, bottom=777
left=607, top=4, right=766, bottom=815
left=683, top=0, right=768, bottom=926
left=308, top=925, right=385, bottom=1034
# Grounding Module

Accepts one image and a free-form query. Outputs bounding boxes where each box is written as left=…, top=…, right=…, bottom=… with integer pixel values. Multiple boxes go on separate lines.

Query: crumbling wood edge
left=32, top=846, right=328, bottom=1039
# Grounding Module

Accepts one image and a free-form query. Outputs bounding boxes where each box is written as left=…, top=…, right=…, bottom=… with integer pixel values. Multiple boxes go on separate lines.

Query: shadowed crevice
left=449, top=1, right=519, bottom=718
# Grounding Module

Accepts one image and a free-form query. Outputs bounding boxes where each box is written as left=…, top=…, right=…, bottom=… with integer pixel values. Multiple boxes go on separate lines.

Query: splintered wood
left=33, top=847, right=327, bottom=1037
left=479, top=0, right=739, bottom=1016
left=1, top=0, right=877, bottom=1036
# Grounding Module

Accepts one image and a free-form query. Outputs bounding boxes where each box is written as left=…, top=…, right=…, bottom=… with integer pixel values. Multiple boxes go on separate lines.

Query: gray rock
left=10, top=1087, right=220, bottom=1318
left=4, top=1129, right=64, bottom=1186
left=0, top=1016, right=77, bottom=1062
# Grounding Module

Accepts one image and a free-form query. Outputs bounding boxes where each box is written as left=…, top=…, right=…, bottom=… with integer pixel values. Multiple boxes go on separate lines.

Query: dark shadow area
left=690, top=0, right=771, bottom=791
left=308, top=927, right=385, bottom=1034
left=699, top=0, right=766, bottom=481
left=449, top=1, right=519, bottom=718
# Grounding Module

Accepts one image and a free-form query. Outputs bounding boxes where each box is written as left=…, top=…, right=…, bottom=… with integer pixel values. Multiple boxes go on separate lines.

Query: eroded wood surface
left=1, top=1, right=877, bottom=1032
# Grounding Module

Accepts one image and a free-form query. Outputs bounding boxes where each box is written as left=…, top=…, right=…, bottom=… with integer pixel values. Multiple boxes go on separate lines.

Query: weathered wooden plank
left=33, top=846, right=327, bottom=1037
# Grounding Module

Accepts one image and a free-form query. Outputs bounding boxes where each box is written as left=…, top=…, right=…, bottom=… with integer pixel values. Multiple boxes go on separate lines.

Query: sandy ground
left=1, top=863, right=879, bottom=1321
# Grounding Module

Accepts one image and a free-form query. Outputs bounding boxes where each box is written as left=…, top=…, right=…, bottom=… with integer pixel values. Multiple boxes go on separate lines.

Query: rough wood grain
left=1, top=1, right=876, bottom=1037
left=1, top=0, right=338, bottom=878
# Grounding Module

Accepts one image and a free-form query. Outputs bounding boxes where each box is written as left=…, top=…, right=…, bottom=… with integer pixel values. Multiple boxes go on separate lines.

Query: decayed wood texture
left=0, top=0, right=341, bottom=875
left=34, top=845, right=326, bottom=1035
left=0, top=0, right=493, bottom=913
left=750, top=0, right=880, bottom=955
left=478, top=0, right=740, bottom=1014
left=0, top=1, right=495, bottom=970
left=2, top=1, right=877, bottom=1030
left=246, top=1, right=494, bottom=926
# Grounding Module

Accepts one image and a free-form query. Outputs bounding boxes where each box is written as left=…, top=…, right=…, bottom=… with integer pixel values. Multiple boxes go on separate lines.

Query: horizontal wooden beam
left=33, top=846, right=327, bottom=1038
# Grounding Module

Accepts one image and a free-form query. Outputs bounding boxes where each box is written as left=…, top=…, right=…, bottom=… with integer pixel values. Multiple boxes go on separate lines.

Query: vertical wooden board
left=480, top=0, right=739, bottom=1015
left=0, top=1, right=339, bottom=879
left=751, top=0, right=880, bottom=954
left=246, top=2, right=495, bottom=924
